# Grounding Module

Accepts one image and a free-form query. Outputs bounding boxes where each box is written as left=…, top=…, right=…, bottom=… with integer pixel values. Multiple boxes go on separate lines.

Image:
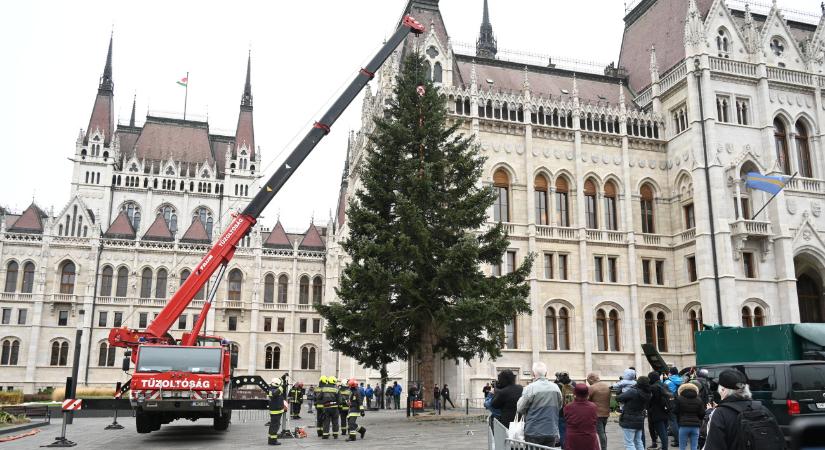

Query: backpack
left=659, top=385, right=675, bottom=412
left=719, top=401, right=784, bottom=450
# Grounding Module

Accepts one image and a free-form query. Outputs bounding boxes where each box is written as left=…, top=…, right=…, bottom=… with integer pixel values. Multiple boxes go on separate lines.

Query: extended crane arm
left=109, top=15, right=424, bottom=351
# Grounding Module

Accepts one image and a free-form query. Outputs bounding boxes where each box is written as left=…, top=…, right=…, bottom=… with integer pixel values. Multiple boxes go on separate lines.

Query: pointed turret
left=684, top=0, right=706, bottom=51
left=234, top=52, right=255, bottom=160
left=264, top=221, right=292, bottom=249
left=476, top=0, right=497, bottom=59
left=299, top=223, right=325, bottom=250
left=129, top=95, right=136, bottom=127
left=85, top=35, right=115, bottom=145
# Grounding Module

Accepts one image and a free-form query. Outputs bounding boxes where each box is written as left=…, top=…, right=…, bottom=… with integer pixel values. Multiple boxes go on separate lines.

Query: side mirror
left=230, top=352, right=238, bottom=369
left=122, top=350, right=132, bottom=372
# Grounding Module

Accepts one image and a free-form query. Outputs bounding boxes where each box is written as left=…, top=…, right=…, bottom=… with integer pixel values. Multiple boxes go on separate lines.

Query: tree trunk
left=380, top=364, right=388, bottom=409
left=419, top=322, right=436, bottom=408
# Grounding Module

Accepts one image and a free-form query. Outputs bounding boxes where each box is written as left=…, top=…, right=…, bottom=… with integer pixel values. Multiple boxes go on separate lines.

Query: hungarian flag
left=176, top=76, right=188, bottom=87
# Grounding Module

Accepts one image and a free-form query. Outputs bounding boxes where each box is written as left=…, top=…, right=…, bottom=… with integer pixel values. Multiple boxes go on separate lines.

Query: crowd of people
left=483, top=363, right=782, bottom=450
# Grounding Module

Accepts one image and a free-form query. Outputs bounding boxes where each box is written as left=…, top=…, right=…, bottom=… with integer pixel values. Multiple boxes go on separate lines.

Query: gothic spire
left=100, top=33, right=114, bottom=94
left=129, top=94, right=136, bottom=127
left=476, top=0, right=497, bottom=59
left=241, top=51, right=253, bottom=109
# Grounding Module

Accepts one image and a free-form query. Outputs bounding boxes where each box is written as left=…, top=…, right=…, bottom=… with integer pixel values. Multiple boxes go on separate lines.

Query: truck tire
left=135, top=412, right=152, bottom=434
left=213, top=410, right=231, bottom=431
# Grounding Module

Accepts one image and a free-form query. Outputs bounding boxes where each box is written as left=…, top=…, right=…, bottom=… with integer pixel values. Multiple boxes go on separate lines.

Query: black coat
left=490, top=383, right=524, bottom=428
left=703, top=396, right=777, bottom=450
left=647, top=382, right=670, bottom=422
left=617, top=386, right=652, bottom=430
left=441, top=387, right=451, bottom=399
left=673, top=389, right=705, bottom=427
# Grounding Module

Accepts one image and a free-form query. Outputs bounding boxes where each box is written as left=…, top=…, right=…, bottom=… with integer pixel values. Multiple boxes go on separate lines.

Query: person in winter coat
left=673, top=383, right=705, bottom=450
left=385, top=385, right=394, bottom=409
left=694, top=369, right=712, bottom=407
left=647, top=372, right=670, bottom=449
left=702, top=369, right=782, bottom=450
left=617, top=375, right=652, bottom=450
left=587, top=372, right=612, bottom=450
left=491, top=369, right=523, bottom=429
left=433, top=385, right=442, bottom=412
left=612, top=368, right=637, bottom=394
left=441, top=384, right=455, bottom=408
left=664, top=367, right=684, bottom=447
left=517, top=362, right=563, bottom=447
left=563, top=383, right=600, bottom=450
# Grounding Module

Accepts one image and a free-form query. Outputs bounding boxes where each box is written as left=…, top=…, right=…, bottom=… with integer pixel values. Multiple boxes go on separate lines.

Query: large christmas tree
left=317, top=53, right=531, bottom=403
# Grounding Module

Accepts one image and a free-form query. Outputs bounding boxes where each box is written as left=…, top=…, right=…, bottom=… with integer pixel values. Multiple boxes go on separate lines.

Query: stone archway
left=794, top=253, right=825, bottom=323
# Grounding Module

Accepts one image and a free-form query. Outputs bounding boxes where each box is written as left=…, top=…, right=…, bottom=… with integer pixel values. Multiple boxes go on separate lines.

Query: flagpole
left=183, top=71, right=189, bottom=121
left=750, top=172, right=796, bottom=220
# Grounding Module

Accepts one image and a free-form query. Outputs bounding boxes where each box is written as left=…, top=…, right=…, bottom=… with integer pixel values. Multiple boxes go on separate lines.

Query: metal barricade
left=489, top=417, right=559, bottom=450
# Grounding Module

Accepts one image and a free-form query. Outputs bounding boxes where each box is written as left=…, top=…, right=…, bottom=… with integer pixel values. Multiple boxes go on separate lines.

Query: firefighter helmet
left=347, top=378, right=358, bottom=388
left=296, top=382, right=304, bottom=388
left=270, top=377, right=282, bottom=387
left=328, top=376, right=337, bottom=385
left=319, top=376, right=328, bottom=384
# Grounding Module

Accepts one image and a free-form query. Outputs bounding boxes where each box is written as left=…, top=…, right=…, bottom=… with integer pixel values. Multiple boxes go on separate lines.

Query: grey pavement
left=3, top=407, right=630, bottom=449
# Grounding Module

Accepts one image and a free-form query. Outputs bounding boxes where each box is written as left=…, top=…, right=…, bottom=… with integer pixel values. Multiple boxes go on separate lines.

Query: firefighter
left=315, top=376, right=326, bottom=436
left=338, top=380, right=350, bottom=435
left=319, top=376, right=340, bottom=439
left=289, top=381, right=304, bottom=419
left=267, top=377, right=286, bottom=446
left=346, top=378, right=367, bottom=441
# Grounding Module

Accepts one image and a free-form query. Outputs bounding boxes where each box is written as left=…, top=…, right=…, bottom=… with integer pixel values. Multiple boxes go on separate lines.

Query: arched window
left=265, top=345, right=281, bottom=370
left=301, top=346, right=316, bottom=370
left=596, top=309, right=607, bottom=351
left=584, top=179, right=598, bottom=229
left=742, top=306, right=753, bottom=327
left=21, top=262, right=34, bottom=294
left=140, top=268, right=153, bottom=299
left=193, top=207, right=214, bottom=239
left=796, top=121, right=813, bottom=178
left=423, top=60, right=431, bottom=81
left=299, top=276, right=310, bottom=305
left=157, top=205, right=178, bottom=234
left=688, top=308, right=703, bottom=351
left=545, top=306, right=570, bottom=351
left=121, top=202, right=141, bottom=231
left=312, top=276, right=323, bottom=304
left=640, top=183, right=655, bottom=234
left=263, top=274, right=275, bottom=303
left=534, top=175, right=549, bottom=226
left=493, top=169, right=510, bottom=222
left=50, top=340, right=69, bottom=366
left=754, top=306, right=765, bottom=326
left=100, top=266, right=113, bottom=296
left=4, top=261, right=18, bottom=293
left=227, top=269, right=243, bottom=301
left=656, top=311, right=668, bottom=352
left=597, top=307, right=621, bottom=351
left=774, top=118, right=791, bottom=175
left=0, top=338, right=20, bottom=365
left=98, top=341, right=116, bottom=367
left=115, top=267, right=129, bottom=298
left=608, top=310, right=621, bottom=351
left=555, top=177, right=570, bottom=227
left=433, top=62, right=443, bottom=83
left=180, top=269, right=190, bottom=286
left=278, top=275, right=288, bottom=303
left=155, top=268, right=167, bottom=299
left=59, top=261, right=76, bottom=295
left=604, top=181, right=618, bottom=231
left=717, top=28, right=730, bottom=58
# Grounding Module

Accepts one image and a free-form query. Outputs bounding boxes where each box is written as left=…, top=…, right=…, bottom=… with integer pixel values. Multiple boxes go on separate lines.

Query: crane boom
left=109, top=15, right=425, bottom=352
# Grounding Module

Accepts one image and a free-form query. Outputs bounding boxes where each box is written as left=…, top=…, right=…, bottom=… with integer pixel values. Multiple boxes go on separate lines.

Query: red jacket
left=562, top=398, right=600, bottom=450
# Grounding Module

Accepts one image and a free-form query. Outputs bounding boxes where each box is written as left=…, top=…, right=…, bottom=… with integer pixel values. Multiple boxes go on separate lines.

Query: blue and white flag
left=745, top=172, right=789, bottom=195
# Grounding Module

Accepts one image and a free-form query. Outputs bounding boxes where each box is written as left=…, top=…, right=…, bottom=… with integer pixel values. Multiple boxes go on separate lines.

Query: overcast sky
left=0, top=0, right=818, bottom=232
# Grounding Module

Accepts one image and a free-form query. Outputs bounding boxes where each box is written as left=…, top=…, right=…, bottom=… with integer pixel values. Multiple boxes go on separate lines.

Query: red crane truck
left=100, top=15, right=424, bottom=434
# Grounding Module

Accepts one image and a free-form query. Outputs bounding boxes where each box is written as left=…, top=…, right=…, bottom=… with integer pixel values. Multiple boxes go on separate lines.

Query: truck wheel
left=213, top=410, right=231, bottom=431
left=135, top=413, right=152, bottom=434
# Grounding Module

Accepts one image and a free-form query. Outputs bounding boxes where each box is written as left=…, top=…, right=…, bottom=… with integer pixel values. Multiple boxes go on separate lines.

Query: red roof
left=299, top=223, right=325, bottom=250
left=234, top=109, right=255, bottom=160
left=180, top=218, right=210, bottom=243
left=85, top=93, right=114, bottom=146
left=619, top=0, right=714, bottom=92
left=142, top=214, right=174, bottom=241
left=129, top=117, right=214, bottom=168
left=7, top=204, right=46, bottom=234
left=264, top=221, right=292, bottom=248
left=104, top=211, right=136, bottom=239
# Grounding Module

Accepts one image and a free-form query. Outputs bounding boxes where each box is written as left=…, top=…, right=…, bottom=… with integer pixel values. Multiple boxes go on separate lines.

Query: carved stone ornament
left=787, top=198, right=797, bottom=215
left=813, top=201, right=822, bottom=218
left=803, top=229, right=812, bottom=241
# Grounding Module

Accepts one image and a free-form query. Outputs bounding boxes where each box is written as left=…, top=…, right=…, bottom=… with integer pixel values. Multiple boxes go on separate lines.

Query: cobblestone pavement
left=4, top=408, right=629, bottom=449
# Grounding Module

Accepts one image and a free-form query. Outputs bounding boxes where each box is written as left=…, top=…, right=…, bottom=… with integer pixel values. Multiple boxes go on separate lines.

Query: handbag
left=507, top=418, right=525, bottom=441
